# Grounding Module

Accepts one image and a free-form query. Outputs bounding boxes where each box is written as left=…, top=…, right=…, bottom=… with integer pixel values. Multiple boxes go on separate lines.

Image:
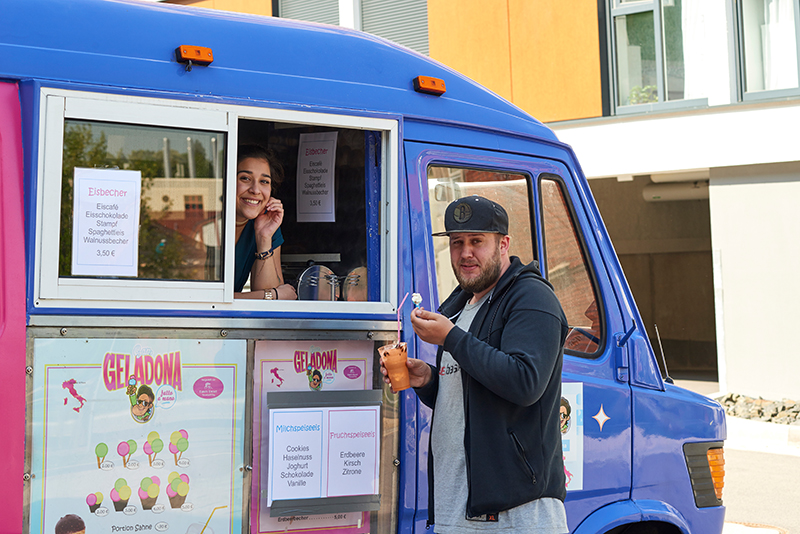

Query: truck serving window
left=35, top=89, right=398, bottom=314
left=540, top=176, right=604, bottom=356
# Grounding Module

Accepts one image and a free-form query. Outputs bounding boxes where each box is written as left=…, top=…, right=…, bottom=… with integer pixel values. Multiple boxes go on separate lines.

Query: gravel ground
left=717, top=393, right=800, bottom=425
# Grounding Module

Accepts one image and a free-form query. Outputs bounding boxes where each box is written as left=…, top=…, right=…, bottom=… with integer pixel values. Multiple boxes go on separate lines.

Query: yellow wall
left=428, top=0, right=515, bottom=104
left=167, top=0, right=272, bottom=17
left=168, top=0, right=602, bottom=122
left=429, top=0, right=603, bottom=122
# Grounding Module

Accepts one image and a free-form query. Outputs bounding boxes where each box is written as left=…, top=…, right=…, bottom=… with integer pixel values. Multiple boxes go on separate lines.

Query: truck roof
left=1, top=0, right=558, bottom=142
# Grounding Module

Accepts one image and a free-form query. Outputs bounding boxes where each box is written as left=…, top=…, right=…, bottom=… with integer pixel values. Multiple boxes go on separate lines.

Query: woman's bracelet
left=254, top=247, right=274, bottom=260
left=273, top=287, right=279, bottom=300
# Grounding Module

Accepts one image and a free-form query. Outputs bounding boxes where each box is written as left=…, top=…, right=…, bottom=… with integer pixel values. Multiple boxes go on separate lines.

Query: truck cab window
left=426, top=165, right=534, bottom=303
left=540, top=176, right=604, bottom=356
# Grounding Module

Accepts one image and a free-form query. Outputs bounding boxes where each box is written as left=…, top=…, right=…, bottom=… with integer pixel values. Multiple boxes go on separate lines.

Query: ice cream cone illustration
left=111, top=478, right=132, bottom=512
left=167, top=471, right=190, bottom=508
left=169, top=430, right=189, bottom=465
left=138, top=476, right=161, bottom=510
left=95, top=443, right=108, bottom=469
left=86, top=491, right=103, bottom=513
left=145, top=431, right=164, bottom=466
left=117, top=439, right=137, bottom=468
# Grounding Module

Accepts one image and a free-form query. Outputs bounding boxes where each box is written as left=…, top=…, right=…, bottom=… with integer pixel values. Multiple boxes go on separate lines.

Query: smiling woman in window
left=234, top=145, right=297, bottom=300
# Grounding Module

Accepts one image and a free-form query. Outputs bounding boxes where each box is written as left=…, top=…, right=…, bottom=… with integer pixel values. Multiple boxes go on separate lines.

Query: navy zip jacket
left=414, top=257, right=569, bottom=523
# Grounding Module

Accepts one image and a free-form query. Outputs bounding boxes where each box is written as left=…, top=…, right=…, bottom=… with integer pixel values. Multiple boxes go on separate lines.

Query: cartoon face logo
left=128, top=376, right=155, bottom=423
left=308, top=369, right=323, bottom=391
left=453, top=202, right=472, bottom=224
left=560, top=397, right=571, bottom=434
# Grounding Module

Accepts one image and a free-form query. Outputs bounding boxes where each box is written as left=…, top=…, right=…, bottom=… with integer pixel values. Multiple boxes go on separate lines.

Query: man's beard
left=453, top=248, right=502, bottom=294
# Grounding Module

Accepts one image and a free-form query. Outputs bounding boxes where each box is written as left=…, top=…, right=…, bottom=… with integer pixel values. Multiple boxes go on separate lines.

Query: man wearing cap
left=384, top=195, right=569, bottom=533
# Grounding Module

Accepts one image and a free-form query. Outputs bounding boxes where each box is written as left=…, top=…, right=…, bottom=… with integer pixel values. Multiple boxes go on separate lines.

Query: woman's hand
left=275, top=283, right=297, bottom=301
left=253, top=197, right=284, bottom=245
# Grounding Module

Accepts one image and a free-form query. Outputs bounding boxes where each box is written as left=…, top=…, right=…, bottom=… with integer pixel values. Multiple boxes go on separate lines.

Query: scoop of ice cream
left=411, top=293, right=423, bottom=308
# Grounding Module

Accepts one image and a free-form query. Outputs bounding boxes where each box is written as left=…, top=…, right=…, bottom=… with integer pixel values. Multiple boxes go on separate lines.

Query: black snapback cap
left=432, top=195, right=509, bottom=236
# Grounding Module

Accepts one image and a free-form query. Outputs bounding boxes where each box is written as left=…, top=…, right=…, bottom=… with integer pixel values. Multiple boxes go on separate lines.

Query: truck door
left=404, top=141, right=633, bottom=532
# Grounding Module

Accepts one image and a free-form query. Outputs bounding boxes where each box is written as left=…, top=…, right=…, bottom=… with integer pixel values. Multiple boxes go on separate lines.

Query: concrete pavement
left=672, top=376, right=798, bottom=534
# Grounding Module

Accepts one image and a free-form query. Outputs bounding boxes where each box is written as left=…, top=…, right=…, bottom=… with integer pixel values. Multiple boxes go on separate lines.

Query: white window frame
left=35, top=88, right=400, bottom=316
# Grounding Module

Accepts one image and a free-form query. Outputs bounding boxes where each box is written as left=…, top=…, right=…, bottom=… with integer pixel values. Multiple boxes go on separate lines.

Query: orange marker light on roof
left=413, top=76, right=446, bottom=96
left=175, top=45, right=214, bottom=71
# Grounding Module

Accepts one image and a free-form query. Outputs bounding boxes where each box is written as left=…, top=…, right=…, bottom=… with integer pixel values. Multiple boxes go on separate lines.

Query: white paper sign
left=296, top=132, right=338, bottom=222
left=270, top=410, right=324, bottom=501
left=267, top=405, right=379, bottom=506
left=326, top=409, right=379, bottom=498
left=561, top=382, right=584, bottom=491
left=71, top=168, right=141, bottom=276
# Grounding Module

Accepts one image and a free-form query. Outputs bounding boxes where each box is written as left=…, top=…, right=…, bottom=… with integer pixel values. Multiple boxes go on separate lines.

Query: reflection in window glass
left=541, top=178, right=602, bottom=355
left=426, top=166, right=532, bottom=304
left=615, top=11, right=657, bottom=105
left=742, top=0, right=799, bottom=92
left=59, top=120, right=225, bottom=281
left=662, top=0, right=686, bottom=101
left=663, top=0, right=731, bottom=103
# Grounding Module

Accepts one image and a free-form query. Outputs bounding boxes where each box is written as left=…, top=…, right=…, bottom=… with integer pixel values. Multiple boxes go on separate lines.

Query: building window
left=740, top=0, right=800, bottom=95
left=184, top=195, right=204, bottom=213
left=609, top=0, right=731, bottom=111
left=278, top=0, right=429, bottom=55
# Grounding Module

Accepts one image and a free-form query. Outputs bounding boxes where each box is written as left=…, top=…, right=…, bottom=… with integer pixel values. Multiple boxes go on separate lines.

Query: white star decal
left=592, top=405, right=610, bottom=431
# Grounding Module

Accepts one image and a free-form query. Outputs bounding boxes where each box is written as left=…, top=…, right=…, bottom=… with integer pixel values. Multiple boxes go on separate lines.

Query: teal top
left=234, top=220, right=284, bottom=292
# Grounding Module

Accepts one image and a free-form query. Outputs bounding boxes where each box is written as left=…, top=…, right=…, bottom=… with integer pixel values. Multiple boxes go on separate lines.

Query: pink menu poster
left=252, top=340, right=374, bottom=534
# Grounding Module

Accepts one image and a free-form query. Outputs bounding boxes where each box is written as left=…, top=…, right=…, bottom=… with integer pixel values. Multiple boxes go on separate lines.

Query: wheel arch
left=571, top=499, right=690, bottom=534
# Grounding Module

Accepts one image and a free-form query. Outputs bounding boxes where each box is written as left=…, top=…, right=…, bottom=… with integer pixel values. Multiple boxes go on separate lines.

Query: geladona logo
left=293, top=348, right=338, bottom=374
left=103, top=350, right=183, bottom=392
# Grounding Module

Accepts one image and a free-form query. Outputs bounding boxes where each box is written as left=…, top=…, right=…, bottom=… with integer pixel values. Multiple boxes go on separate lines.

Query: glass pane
left=426, top=166, right=532, bottom=304
left=662, top=0, right=686, bottom=100
left=742, top=0, right=799, bottom=92
left=615, top=12, right=658, bottom=105
left=59, top=120, right=225, bottom=281
left=662, top=0, right=732, bottom=103
left=541, top=178, right=602, bottom=355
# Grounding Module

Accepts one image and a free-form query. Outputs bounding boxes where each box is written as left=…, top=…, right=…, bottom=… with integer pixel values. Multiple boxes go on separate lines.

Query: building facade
left=162, top=0, right=800, bottom=400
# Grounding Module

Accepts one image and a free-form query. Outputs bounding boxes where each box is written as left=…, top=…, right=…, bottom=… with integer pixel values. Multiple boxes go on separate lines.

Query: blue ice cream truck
left=0, top=0, right=725, bottom=532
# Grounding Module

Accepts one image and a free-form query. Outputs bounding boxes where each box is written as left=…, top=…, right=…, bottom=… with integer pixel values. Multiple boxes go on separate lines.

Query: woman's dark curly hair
left=237, top=144, right=284, bottom=192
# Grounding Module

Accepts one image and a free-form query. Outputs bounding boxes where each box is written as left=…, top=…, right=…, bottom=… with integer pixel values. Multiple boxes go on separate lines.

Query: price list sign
left=267, top=405, right=379, bottom=507
left=296, top=132, right=337, bottom=223
left=71, top=168, right=141, bottom=277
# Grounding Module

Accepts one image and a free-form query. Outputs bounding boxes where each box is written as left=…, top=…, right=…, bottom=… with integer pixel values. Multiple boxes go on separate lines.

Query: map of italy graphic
left=62, top=379, right=87, bottom=412
left=270, top=367, right=284, bottom=387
